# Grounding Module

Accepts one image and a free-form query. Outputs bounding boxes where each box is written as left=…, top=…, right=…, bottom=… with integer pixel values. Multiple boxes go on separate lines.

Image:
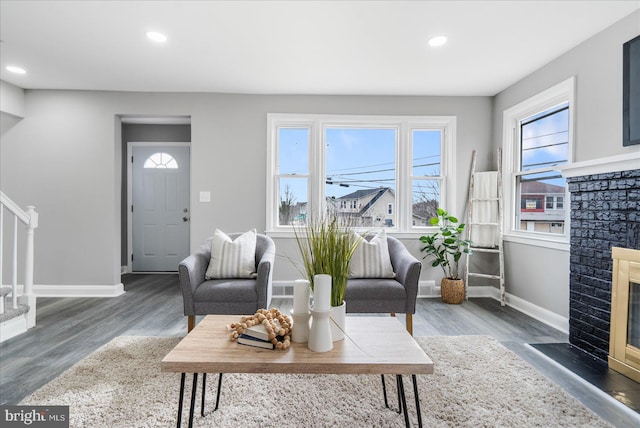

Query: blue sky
left=520, top=104, right=569, bottom=187
left=279, top=127, right=442, bottom=205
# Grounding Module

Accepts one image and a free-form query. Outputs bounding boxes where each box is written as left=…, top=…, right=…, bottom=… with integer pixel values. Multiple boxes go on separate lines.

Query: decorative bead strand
left=229, top=308, right=292, bottom=350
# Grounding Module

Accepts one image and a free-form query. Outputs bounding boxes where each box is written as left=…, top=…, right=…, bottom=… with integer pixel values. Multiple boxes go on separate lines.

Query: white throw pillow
left=205, top=229, right=257, bottom=279
left=349, top=229, right=395, bottom=278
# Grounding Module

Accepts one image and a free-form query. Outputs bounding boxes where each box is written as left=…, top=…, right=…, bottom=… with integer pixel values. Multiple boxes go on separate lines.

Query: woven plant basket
left=441, top=278, right=465, bottom=304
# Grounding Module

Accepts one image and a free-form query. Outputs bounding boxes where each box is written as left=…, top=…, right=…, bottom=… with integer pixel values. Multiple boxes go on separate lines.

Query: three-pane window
left=267, top=114, right=456, bottom=233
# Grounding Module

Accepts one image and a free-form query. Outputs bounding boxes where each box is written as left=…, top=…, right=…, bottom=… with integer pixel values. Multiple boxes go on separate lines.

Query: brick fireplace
left=567, top=167, right=639, bottom=361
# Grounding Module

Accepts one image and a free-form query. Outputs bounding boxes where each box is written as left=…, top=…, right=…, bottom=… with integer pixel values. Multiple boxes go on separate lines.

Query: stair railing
left=0, top=191, right=38, bottom=323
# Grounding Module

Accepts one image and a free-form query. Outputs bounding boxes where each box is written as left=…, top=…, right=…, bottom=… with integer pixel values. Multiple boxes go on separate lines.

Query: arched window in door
left=143, top=152, right=179, bottom=169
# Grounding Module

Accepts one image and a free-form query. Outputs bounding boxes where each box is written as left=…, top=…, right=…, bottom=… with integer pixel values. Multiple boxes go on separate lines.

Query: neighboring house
left=411, top=201, right=438, bottom=227
left=519, top=181, right=566, bottom=233
left=288, top=187, right=435, bottom=228
left=333, top=188, right=395, bottom=228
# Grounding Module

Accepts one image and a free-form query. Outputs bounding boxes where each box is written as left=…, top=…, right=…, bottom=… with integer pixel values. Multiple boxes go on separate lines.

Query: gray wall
left=0, top=91, right=492, bottom=287
left=1, top=81, right=25, bottom=118
left=1, top=81, right=24, bottom=135
left=120, top=124, right=192, bottom=266
left=492, top=11, right=640, bottom=317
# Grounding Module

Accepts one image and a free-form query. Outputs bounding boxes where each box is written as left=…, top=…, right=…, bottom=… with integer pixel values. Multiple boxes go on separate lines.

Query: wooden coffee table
left=162, top=314, right=433, bottom=427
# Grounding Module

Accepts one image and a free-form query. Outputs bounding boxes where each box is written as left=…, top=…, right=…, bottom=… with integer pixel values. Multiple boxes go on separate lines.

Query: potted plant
left=419, top=208, right=472, bottom=304
left=294, top=214, right=361, bottom=340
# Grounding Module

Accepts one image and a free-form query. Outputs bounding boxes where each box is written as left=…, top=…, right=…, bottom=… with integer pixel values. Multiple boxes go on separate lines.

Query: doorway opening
left=120, top=116, right=191, bottom=273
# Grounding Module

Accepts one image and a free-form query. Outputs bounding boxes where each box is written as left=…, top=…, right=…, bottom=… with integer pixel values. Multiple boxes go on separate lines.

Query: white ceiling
left=1, top=1, right=639, bottom=96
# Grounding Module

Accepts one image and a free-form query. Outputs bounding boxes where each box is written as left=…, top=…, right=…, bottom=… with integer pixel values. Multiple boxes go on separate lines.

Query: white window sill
left=503, top=233, right=570, bottom=251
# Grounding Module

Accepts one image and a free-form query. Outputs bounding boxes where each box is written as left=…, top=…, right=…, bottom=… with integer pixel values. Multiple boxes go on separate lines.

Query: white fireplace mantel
left=560, top=152, right=640, bottom=178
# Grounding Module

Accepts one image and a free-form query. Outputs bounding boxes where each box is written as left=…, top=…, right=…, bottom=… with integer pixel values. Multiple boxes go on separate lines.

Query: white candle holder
left=290, top=309, right=311, bottom=343
left=308, top=308, right=333, bottom=352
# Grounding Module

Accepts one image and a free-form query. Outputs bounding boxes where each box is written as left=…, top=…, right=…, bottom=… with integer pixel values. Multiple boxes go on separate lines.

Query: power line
left=328, top=161, right=439, bottom=178
left=522, top=130, right=568, bottom=141
left=327, top=154, right=439, bottom=173
left=522, top=141, right=568, bottom=151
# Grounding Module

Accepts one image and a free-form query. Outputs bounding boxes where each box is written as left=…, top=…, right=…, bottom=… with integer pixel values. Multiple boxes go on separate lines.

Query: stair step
left=0, top=303, right=30, bottom=323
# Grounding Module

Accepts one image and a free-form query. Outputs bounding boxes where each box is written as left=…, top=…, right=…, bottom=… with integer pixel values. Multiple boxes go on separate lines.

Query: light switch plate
left=199, top=191, right=211, bottom=202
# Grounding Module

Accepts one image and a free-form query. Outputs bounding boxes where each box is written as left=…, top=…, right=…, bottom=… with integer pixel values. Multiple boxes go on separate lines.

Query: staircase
left=0, top=191, right=38, bottom=342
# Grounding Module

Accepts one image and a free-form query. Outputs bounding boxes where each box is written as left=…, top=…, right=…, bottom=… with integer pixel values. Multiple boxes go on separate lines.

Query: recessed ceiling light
left=146, top=31, right=167, bottom=43
left=6, top=65, right=26, bottom=74
left=428, top=36, right=448, bottom=47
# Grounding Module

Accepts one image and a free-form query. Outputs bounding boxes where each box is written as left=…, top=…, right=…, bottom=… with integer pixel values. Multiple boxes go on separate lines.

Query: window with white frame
left=502, top=77, right=574, bottom=242
left=267, top=114, right=457, bottom=234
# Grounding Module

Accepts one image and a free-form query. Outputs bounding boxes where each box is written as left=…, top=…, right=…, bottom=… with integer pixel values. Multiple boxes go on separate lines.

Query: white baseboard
left=8, top=283, right=125, bottom=298
left=35, top=284, right=125, bottom=297
left=505, top=292, right=569, bottom=334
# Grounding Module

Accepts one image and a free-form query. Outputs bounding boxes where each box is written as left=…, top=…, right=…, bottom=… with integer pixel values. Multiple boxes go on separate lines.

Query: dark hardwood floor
left=1, top=274, right=638, bottom=427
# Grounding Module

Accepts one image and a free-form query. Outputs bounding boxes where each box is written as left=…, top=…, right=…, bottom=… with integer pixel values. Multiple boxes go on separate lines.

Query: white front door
left=132, top=145, right=190, bottom=272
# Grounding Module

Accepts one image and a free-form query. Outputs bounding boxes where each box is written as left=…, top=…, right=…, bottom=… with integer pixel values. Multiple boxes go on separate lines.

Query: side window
left=503, top=77, right=574, bottom=241
left=515, top=104, right=569, bottom=234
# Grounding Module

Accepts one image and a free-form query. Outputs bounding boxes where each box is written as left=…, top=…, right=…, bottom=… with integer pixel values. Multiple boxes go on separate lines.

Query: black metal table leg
left=396, top=375, right=410, bottom=428
left=381, top=375, right=389, bottom=408
left=176, top=373, right=186, bottom=428
left=201, top=373, right=207, bottom=417
left=188, top=373, right=198, bottom=428
left=214, top=373, right=223, bottom=411
left=412, top=374, right=422, bottom=428
left=395, top=375, right=403, bottom=415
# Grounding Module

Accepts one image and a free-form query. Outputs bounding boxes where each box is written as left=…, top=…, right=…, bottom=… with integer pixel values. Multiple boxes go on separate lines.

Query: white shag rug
left=20, top=335, right=612, bottom=427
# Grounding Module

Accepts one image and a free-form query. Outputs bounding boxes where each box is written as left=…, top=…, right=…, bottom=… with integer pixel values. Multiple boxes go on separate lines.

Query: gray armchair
left=345, top=235, right=421, bottom=334
left=178, top=233, right=276, bottom=332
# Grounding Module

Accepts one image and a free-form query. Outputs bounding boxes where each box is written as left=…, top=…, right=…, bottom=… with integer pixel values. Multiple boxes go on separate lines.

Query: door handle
left=182, top=216, right=189, bottom=222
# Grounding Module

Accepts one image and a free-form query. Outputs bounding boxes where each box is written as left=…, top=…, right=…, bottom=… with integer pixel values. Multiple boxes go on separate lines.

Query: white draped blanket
left=471, top=171, right=500, bottom=247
